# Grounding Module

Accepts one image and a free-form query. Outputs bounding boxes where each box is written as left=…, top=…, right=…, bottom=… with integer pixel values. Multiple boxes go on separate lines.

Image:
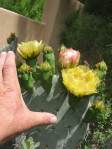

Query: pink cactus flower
left=59, top=48, right=80, bottom=68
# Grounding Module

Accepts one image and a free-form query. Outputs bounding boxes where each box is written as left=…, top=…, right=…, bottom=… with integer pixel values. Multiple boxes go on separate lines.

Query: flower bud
left=40, top=61, right=51, bottom=72
left=94, top=100, right=105, bottom=112
left=95, top=61, right=107, bottom=79
left=95, top=61, right=107, bottom=71
left=59, top=48, right=80, bottom=68
left=18, top=63, right=32, bottom=73
left=43, top=45, right=53, bottom=53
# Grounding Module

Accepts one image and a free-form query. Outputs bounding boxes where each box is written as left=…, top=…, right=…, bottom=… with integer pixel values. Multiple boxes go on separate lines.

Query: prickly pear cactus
left=0, top=37, right=104, bottom=149
left=18, top=75, right=91, bottom=149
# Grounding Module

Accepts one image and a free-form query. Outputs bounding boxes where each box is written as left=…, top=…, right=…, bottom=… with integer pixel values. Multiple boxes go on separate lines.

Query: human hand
left=0, top=51, right=57, bottom=141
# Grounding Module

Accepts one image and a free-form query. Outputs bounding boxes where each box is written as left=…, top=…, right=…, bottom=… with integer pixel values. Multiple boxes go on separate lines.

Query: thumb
left=22, top=111, right=57, bottom=130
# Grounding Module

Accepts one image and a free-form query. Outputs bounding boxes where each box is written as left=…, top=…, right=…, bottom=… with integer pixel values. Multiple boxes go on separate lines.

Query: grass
left=0, top=0, right=45, bottom=21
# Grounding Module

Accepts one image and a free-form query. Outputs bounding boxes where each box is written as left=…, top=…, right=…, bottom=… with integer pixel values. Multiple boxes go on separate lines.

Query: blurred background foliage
left=0, top=0, right=45, bottom=21
left=61, top=0, right=112, bottom=148
left=61, top=12, right=112, bottom=62
left=79, top=0, right=112, bottom=18
left=61, top=0, right=112, bottom=63
left=84, top=0, right=112, bottom=18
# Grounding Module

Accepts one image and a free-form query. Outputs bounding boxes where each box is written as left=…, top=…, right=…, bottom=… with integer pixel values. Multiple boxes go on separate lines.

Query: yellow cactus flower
left=94, top=100, right=105, bottom=111
left=17, top=40, right=44, bottom=59
left=18, top=63, right=32, bottom=73
left=62, top=65, right=100, bottom=96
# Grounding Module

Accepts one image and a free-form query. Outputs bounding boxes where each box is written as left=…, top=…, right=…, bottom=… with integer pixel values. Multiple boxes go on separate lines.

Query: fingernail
left=8, top=51, right=14, bottom=54
left=50, top=115, right=57, bottom=123
left=1, top=52, right=7, bottom=55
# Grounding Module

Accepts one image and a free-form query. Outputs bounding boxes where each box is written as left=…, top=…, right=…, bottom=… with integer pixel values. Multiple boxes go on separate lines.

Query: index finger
left=3, top=51, right=20, bottom=90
